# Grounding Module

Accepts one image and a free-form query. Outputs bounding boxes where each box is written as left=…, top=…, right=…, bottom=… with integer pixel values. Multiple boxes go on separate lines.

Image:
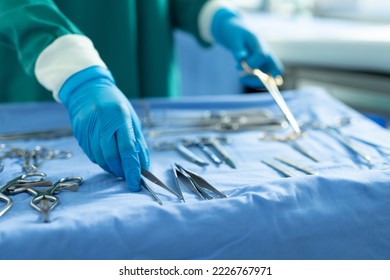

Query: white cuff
left=198, top=0, right=238, bottom=43
left=34, top=34, right=107, bottom=102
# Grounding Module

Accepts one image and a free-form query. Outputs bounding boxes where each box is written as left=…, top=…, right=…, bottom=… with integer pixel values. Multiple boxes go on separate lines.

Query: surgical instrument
left=0, top=192, right=12, bottom=217
left=175, top=164, right=227, bottom=200
left=176, top=164, right=227, bottom=199
left=144, top=107, right=286, bottom=137
left=261, top=159, right=298, bottom=177
left=0, top=128, right=73, bottom=141
left=196, top=141, right=223, bottom=166
left=205, top=137, right=237, bottom=169
left=0, top=173, right=82, bottom=221
left=0, top=144, right=72, bottom=173
left=141, top=168, right=182, bottom=199
left=174, top=142, right=209, bottom=167
left=274, top=156, right=319, bottom=175
left=171, top=164, right=185, bottom=202
left=258, top=132, right=321, bottom=162
left=289, top=142, right=321, bottom=163
left=142, top=107, right=279, bottom=128
left=241, top=60, right=302, bottom=137
left=141, top=178, right=164, bottom=205
left=304, top=118, right=372, bottom=165
left=154, top=139, right=211, bottom=167
left=0, top=172, right=50, bottom=217
left=141, top=168, right=183, bottom=204
left=27, top=176, right=82, bottom=222
left=173, top=164, right=206, bottom=200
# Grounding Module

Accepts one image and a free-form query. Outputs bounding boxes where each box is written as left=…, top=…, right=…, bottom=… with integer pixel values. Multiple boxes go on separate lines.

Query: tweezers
left=241, top=60, right=302, bottom=137
left=262, top=159, right=298, bottom=177
left=174, top=164, right=206, bottom=200
left=141, top=168, right=183, bottom=204
left=274, top=156, right=319, bottom=175
left=171, top=164, right=185, bottom=202
left=175, top=163, right=227, bottom=200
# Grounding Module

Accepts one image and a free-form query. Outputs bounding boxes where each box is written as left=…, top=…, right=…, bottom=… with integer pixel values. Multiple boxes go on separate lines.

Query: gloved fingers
left=239, top=75, right=265, bottom=89
left=230, top=40, right=249, bottom=62
left=245, top=53, right=284, bottom=77
left=72, top=122, right=107, bottom=170
left=133, top=126, right=150, bottom=170
left=129, top=109, right=150, bottom=170
left=263, top=52, right=284, bottom=78
left=100, top=132, right=124, bottom=178
left=116, top=125, right=142, bottom=192
left=242, top=31, right=263, bottom=58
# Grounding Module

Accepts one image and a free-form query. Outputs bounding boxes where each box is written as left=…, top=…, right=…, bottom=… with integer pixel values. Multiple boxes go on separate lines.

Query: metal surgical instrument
left=173, top=164, right=206, bottom=200
left=141, top=168, right=183, bottom=204
left=0, top=128, right=73, bottom=141
left=196, top=141, right=223, bottom=166
left=176, top=164, right=227, bottom=199
left=174, top=142, right=209, bottom=167
left=305, top=118, right=372, bottom=165
left=204, top=137, right=237, bottom=169
left=28, top=176, right=82, bottom=222
left=141, top=178, right=164, bottom=205
left=274, top=156, right=319, bottom=175
left=241, top=60, right=302, bottom=137
left=141, top=168, right=182, bottom=199
left=175, top=164, right=227, bottom=200
left=0, top=173, right=82, bottom=221
left=171, top=164, right=185, bottom=202
left=0, top=144, right=73, bottom=173
left=145, top=108, right=286, bottom=137
left=0, top=172, right=50, bottom=217
left=261, top=159, right=298, bottom=177
left=258, top=132, right=321, bottom=163
left=0, top=192, right=12, bottom=217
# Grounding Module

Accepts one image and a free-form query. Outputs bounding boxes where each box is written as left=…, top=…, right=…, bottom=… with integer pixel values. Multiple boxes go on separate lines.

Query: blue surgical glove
left=58, top=66, right=150, bottom=191
left=211, top=9, right=284, bottom=88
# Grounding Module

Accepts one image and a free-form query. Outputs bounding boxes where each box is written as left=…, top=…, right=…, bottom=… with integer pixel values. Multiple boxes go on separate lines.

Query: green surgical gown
left=0, top=0, right=209, bottom=102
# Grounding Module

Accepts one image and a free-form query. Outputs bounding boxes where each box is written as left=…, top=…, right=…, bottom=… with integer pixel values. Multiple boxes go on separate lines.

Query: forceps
left=7, top=176, right=82, bottom=222
left=28, top=176, right=82, bottom=222
left=141, top=168, right=183, bottom=205
left=174, top=163, right=227, bottom=200
left=0, top=172, right=50, bottom=217
left=0, top=192, right=12, bottom=217
left=241, top=61, right=302, bottom=137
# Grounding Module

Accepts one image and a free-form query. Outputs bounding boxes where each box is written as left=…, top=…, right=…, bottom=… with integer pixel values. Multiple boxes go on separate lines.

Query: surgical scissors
left=241, top=60, right=302, bottom=137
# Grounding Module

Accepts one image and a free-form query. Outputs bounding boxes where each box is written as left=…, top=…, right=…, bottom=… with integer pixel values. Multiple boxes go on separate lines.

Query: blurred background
left=176, top=0, right=390, bottom=128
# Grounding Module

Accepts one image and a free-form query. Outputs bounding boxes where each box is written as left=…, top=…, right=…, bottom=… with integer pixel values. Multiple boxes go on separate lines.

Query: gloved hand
left=58, top=66, right=150, bottom=191
left=211, top=9, right=284, bottom=88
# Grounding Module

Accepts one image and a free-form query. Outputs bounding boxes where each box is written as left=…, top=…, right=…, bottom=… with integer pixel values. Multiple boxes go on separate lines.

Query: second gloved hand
left=211, top=8, right=284, bottom=88
left=58, top=66, right=149, bottom=191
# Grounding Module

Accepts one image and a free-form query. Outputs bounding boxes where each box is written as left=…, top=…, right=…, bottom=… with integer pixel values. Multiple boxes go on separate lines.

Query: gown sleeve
left=0, top=0, right=82, bottom=75
left=169, top=0, right=210, bottom=45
